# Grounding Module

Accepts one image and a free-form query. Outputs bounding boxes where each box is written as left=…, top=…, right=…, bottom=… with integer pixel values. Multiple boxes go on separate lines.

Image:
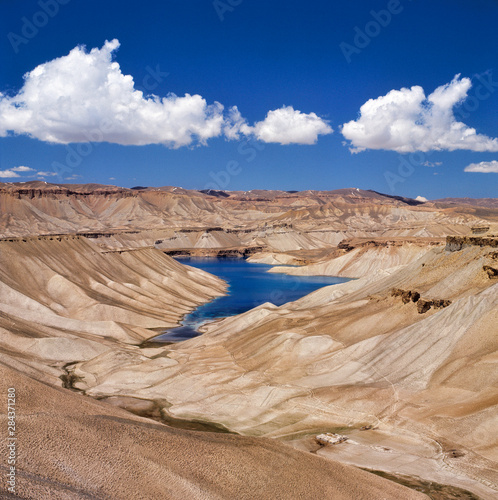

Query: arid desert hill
left=1, top=182, right=497, bottom=246
left=1, top=182, right=497, bottom=499
left=69, top=238, right=498, bottom=499
left=1, top=361, right=429, bottom=500
left=0, top=236, right=427, bottom=500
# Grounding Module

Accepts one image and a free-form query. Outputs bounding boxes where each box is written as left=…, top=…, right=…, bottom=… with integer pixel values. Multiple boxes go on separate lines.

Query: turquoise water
left=153, top=257, right=349, bottom=342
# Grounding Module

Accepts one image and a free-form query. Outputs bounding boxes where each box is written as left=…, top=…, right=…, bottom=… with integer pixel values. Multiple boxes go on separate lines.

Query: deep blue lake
left=153, top=257, right=349, bottom=342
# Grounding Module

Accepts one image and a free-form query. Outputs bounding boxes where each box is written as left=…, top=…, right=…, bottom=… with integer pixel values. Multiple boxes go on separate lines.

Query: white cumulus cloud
left=0, top=166, right=62, bottom=179
left=415, top=195, right=428, bottom=202
left=12, top=166, right=35, bottom=172
left=0, top=169, right=21, bottom=178
left=0, top=40, right=332, bottom=148
left=251, top=106, right=333, bottom=145
left=342, top=75, right=498, bottom=153
left=464, top=160, right=498, bottom=173
left=37, top=171, right=58, bottom=177
left=0, top=39, right=224, bottom=148
left=222, top=106, right=253, bottom=140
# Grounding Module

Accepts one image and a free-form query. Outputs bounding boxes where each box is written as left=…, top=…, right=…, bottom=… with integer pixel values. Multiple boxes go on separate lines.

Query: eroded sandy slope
left=70, top=242, right=498, bottom=498
left=1, top=183, right=497, bottom=498
left=0, top=362, right=427, bottom=500
left=0, top=236, right=225, bottom=387
left=0, top=234, right=432, bottom=499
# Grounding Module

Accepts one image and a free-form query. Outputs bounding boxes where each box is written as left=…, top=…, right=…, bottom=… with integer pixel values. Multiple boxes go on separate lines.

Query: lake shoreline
left=149, top=256, right=349, bottom=343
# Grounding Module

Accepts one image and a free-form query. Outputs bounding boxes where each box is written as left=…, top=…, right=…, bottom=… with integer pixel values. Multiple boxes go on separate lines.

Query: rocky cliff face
left=446, top=235, right=498, bottom=251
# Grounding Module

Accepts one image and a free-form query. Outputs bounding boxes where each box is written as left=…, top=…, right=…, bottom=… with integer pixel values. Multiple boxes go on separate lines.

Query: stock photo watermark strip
left=5, top=387, right=17, bottom=495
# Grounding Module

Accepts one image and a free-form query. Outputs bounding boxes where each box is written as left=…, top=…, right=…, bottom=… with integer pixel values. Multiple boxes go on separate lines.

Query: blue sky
left=1, top=0, right=497, bottom=199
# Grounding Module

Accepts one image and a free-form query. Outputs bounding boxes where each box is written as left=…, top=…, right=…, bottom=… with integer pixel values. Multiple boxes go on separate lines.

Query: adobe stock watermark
left=136, top=65, right=170, bottom=94
left=7, top=0, right=72, bottom=54
left=384, top=150, right=436, bottom=193
left=6, top=387, right=17, bottom=495
left=213, top=0, right=243, bottom=22
left=203, top=137, right=265, bottom=191
left=384, top=71, right=498, bottom=193
left=340, top=0, right=412, bottom=64
left=51, top=119, right=116, bottom=181
left=50, top=64, right=169, bottom=181
left=454, top=71, right=498, bottom=120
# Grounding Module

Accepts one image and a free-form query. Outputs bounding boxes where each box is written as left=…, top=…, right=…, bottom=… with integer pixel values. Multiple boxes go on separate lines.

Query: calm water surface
left=153, top=257, right=349, bottom=342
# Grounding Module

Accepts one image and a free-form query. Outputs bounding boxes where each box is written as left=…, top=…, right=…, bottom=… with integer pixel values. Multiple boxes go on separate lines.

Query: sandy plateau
left=1, top=182, right=497, bottom=499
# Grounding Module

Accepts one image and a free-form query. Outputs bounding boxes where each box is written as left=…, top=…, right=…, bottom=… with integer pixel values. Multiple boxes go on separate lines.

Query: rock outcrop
left=391, top=288, right=421, bottom=303
left=163, top=246, right=265, bottom=258
left=446, top=235, right=498, bottom=251
left=483, top=265, right=498, bottom=278
left=391, top=289, right=452, bottom=313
